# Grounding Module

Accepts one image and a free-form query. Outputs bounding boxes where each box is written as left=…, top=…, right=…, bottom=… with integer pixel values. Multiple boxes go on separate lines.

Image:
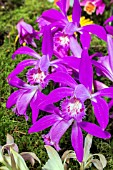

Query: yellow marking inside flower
left=14, top=35, right=19, bottom=45
left=67, top=15, right=93, bottom=26
left=84, top=2, right=96, bottom=15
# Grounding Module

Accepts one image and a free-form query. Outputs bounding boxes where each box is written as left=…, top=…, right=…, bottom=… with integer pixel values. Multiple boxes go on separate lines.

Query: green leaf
left=0, top=166, right=9, bottom=170
left=91, top=159, right=103, bottom=170
left=42, top=145, right=64, bottom=170
left=83, top=134, right=93, bottom=163
left=20, top=152, right=41, bottom=166
left=93, top=154, right=107, bottom=168
left=10, top=148, right=29, bottom=170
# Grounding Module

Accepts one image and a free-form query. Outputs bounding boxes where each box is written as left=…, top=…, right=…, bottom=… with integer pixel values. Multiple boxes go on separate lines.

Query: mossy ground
left=0, top=0, right=113, bottom=169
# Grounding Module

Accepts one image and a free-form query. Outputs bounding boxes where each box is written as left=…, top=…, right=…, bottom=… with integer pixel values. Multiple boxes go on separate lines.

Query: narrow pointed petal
left=12, top=46, right=40, bottom=59
left=41, top=9, right=66, bottom=22
left=60, top=56, right=81, bottom=70
left=107, top=34, right=113, bottom=70
left=92, top=60, right=113, bottom=80
left=30, top=91, right=56, bottom=123
left=71, top=123, right=83, bottom=162
left=16, top=89, right=36, bottom=116
left=45, top=71, right=77, bottom=88
left=92, top=96, right=109, bottom=130
left=8, top=59, right=37, bottom=78
left=50, top=119, right=72, bottom=148
left=70, top=36, right=82, bottom=58
left=7, top=76, right=26, bottom=88
left=72, top=0, right=81, bottom=26
left=39, top=87, right=74, bottom=107
left=57, top=0, right=67, bottom=17
left=79, top=121, right=111, bottom=139
left=80, top=31, right=91, bottom=49
left=42, top=26, right=53, bottom=58
left=93, top=80, right=108, bottom=91
left=82, top=24, right=107, bottom=42
left=108, top=99, right=113, bottom=109
left=98, top=87, right=113, bottom=98
left=104, top=16, right=113, bottom=25
left=79, top=49, right=93, bottom=91
left=6, top=90, right=22, bottom=108
left=28, top=114, right=60, bottom=133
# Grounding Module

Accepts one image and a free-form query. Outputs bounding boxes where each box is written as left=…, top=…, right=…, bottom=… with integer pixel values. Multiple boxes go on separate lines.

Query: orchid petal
left=71, top=123, right=83, bottom=162
left=79, top=49, right=93, bottom=91
left=30, top=91, right=45, bottom=123
left=57, top=0, right=67, bottom=17
left=92, top=60, right=113, bottom=81
left=42, top=9, right=66, bottom=22
left=105, top=25, right=113, bottom=36
left=7, top=76, right=26, bottom=88
left=99, top=87, right=113, bottom=98
left=72, top=0, right=81, bottom=26
left=45, top=71, right=77, bottom=88
left=104, top=16, right=113, bottom=25
left=82, top=24, right=107, bottom=42
left=8, top=59, right=38, bottom=78
left=50, top=119, right=72, bottom=148
left=107, top=34, right=113, bottom=71
left=92, top=96, right=109, bottom=130
left=60, top=56, right=81, bottom=70
left=6, top=90, right=23, bottom=109
left=42, top=26, right=53, bottom=58
left=39, top=55, right=50, bottom=72
left=70, top=36, right=82, bottom=58
left=16, top=89, right=36, bottom=116
left=80, top=31, right=91, bottom=49
left=12, top=46, right=40, bottom=59
left=75, top=84, right=90, bottom=102
left=93, top=80, right=108, bottom=91
left=79, top=121, right=111, bottom=139
left=28, top=114, right=60, bottom=133
left=39, top=87, right=74, bottom=107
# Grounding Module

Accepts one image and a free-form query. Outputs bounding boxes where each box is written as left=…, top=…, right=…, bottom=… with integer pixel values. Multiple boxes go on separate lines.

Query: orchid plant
left=43, top=134, right=107, bottom=170
left=0, top=134, right=40, bottom=170
left=6, top=0, right=113, bottom=166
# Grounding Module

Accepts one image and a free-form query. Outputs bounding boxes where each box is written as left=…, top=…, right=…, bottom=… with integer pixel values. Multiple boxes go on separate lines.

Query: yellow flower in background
left=67, top=15, right=93, bottom=26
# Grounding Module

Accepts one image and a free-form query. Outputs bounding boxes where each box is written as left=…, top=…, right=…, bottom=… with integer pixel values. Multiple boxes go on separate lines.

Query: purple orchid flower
left=6, top=76, right=38, bottom=121
left=29, top=97, right=111, bottom=162
left=16, top=18, right=39, bottom=47
left=80, top=0, right=106, bottom=15
left=7, top=27, right=68, bottom=123
left=36, top=0, right=107, bottom=54
left=38, top=49, right=113, bottom=131
left=28, top=49, right=113, bottom=162
left=6, top=75, right=57, bottom=123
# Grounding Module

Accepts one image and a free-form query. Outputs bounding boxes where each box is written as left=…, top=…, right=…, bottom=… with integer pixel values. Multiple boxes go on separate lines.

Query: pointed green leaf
left=42, top=145, right=64, bottom=170
left=93, top=154, right=107, bottom=168
left=10, top=148, right=29, bottom=170
left=91, top=159, right=103, bottom=170
left=20, top=152, right=41, bottom=166
left=83, top=134, right=93, bottom=163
